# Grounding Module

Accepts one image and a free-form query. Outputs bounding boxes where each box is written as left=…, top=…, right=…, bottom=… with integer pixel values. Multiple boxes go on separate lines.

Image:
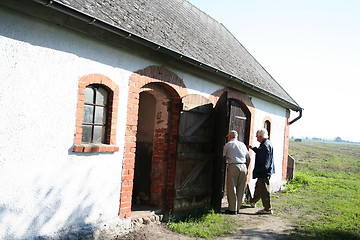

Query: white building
left=0, top=0, right=302, bottom=239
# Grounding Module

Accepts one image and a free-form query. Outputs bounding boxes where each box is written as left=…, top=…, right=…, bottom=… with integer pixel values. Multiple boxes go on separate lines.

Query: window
left=72, top=74, right=119, bottom=153
left=82, top=85, right=109, bottom=143
left=264, top=120, right=271, bottom=139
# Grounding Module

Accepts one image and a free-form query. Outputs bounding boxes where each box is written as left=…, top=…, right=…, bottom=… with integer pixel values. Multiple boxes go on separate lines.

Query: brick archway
left=119, top=66, right=187, bottom=218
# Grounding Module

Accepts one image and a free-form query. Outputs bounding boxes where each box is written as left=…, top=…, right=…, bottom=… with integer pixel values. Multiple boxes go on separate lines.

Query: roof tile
left=56, top=0, right=299, bottom=108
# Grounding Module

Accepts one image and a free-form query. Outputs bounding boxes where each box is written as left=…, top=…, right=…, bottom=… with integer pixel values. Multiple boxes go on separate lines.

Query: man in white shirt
left=223, top=130, right=250, bottom=214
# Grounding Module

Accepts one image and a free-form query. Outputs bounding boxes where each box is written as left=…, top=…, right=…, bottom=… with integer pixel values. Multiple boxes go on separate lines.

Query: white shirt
left=223, top=138, right=249, bottom=164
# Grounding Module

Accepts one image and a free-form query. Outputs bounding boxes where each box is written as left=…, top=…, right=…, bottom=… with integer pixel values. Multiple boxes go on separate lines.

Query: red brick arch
left=119, top=66, right=187, bottom=218
left=73, top=74, right=119, bottom=152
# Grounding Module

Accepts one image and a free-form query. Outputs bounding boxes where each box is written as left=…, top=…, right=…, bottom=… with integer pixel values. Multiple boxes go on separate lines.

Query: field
left=273, top=140, right=360, bottom=239
left=123, top=140, right=360, bottom=239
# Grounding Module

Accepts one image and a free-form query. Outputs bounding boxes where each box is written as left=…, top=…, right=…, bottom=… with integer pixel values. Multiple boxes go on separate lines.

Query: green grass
left=166, top=209, right=238, bottom=238
left=273, top=141, right=360, bottom=240
left=165, top=141, right=360, bottom=239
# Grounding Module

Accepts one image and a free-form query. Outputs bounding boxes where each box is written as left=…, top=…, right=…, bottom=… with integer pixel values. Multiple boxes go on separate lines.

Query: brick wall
left=119, top=66, right=186, bottom=218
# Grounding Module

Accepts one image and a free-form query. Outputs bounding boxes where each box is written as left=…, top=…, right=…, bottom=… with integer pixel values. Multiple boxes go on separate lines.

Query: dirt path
left=119, top=206, right=294, bottom=240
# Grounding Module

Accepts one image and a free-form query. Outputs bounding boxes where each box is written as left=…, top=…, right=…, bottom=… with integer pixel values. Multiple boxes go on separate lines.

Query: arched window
left=82, top=84, right=109, bottom=143
left=72, top=74, right=119, bottom=153
left=264, top=120, right=271, bottom=139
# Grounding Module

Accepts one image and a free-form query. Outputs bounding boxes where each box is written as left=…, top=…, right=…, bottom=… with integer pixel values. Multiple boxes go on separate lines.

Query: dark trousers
left=250, top=177, right=271, bottom=210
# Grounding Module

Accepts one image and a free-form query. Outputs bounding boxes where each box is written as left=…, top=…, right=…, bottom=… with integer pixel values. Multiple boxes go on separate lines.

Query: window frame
left=73, top=74, right=119, bottom=153
left=82, top=84, right=110, bottom=144
left=264, top=119, right=271, bottom=140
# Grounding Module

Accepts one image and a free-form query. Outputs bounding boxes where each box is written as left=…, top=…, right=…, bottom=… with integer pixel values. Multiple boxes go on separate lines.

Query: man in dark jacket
left=248, top=128, right=275, bottom=214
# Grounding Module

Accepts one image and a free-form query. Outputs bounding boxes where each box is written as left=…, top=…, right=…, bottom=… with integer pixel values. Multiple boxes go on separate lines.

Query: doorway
left=226, top=99, right=252, bottom=201
left=131, top=83, right=180, bottom=212
left=228, top=99, right=251, bottom=145
left=132, top=91, right=156, bottom=209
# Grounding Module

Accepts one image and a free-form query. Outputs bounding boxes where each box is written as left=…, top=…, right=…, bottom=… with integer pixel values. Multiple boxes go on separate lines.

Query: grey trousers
left=251, top=176, right=272, bottom=210
left=226, top=164, right=248, bottom=212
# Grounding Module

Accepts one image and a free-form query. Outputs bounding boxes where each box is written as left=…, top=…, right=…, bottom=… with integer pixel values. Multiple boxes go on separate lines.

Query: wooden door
left=174, top=94, right=215, bottom=211
left=228, top=100, right=250, bottom=146
left=228, top=99, right=251, bottom=201
left=211, top=92, right=229, bottom=211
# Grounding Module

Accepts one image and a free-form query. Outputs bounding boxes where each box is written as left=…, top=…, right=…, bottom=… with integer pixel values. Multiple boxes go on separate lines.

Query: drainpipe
left=289, top=109, right=302, bottom=125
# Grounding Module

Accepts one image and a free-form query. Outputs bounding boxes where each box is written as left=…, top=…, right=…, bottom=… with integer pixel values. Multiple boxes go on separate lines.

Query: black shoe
left=224, top=210, right=236, bottom=215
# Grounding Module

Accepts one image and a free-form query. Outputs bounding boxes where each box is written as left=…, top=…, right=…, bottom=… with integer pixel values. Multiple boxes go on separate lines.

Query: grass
left=273, top=141, right=360, bottom=240
left=166, top=141, right=360, bottom=239
left=166, top=209, right=238, bottom=238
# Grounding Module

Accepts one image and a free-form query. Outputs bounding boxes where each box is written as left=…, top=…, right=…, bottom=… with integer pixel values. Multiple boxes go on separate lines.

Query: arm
left=223, top=143, right=228, bottom=157
left=249, top=145, right=259, bottom=153
left=245, top=154, right=250, bottom=168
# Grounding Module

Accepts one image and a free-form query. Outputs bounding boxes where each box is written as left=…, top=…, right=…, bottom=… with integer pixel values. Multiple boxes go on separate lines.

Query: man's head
left=256, top=128, right=269, bottom=142
left=227, top=130, right=238, bottom=140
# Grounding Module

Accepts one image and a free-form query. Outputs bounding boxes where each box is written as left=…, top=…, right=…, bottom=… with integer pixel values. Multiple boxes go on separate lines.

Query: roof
left=11, top=0, right=302, bottom=110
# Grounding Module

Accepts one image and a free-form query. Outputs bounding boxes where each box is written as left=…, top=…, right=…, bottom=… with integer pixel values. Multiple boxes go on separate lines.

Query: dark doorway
left=132, top=92, right=156, bottom=209
left=132, top=84, right=177, bottom=213
left=212, top=97, right=252, bottom=211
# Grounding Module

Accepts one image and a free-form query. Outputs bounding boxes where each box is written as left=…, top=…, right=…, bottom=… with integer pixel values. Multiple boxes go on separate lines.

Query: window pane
left=93, top=126, right=105, bottom=143
left=94, top=106, right=105, bottom=124
left=82, top=125, right=92, bottom=143
left=83, top=105, right=94, bottom=123
left=96, top=87, right=108, bottom=105
left=85, top=87, right=95, bottom=103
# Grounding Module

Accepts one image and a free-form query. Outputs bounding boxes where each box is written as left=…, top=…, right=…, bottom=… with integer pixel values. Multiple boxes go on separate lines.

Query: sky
left=187, top=0, right=360, bottom=142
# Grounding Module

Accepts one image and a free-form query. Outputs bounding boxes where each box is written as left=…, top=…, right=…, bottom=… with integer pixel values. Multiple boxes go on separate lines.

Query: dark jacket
left=252, top=139, right=275, bottom=178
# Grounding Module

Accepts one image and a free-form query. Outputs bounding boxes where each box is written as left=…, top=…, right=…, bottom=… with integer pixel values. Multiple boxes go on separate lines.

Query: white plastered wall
left=248, top=96, right=288, bottom=192
left=0, top=7, right=154, bottom=239
left=0, top=5, right=290, bottom=239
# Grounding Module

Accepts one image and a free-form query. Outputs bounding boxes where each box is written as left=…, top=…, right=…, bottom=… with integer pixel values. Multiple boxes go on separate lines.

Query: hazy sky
left=187, top=0, right=360, bottom=142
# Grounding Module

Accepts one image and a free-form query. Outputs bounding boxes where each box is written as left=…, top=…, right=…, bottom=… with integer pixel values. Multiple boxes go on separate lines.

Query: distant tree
left=335, top=137, right=343, bottom=142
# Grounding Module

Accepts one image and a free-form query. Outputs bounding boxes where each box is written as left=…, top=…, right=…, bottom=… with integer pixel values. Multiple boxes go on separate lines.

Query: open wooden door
left=174, top=94, right=215, bottom=212
left=228, top=100, right=250, bottom=146
left=228, top=99, right=252, bottom=201
left=211, top=92, right=229, bottom=212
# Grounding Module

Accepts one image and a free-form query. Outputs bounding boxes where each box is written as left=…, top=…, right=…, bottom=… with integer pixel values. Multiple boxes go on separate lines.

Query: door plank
left=211, top=91, right=229, bottom=211
left=182, top=113, right=212, bottom=137
left=175, top=94, right=215, bottom=211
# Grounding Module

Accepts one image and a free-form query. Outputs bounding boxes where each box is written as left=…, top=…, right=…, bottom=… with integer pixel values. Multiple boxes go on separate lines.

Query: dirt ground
left=119, top=205, right=295, bottom=240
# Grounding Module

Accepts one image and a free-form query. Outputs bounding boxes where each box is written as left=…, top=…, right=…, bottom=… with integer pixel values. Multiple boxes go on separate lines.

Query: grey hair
left=228, top=130, right=238, bottom=139
left=256, top=128, right=269, bottom=139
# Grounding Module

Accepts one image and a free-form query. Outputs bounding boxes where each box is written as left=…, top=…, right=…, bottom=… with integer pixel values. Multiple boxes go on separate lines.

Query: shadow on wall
left=1, top=7, right=138, bottom=74
left=0, top=162, right=120, bottom=239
